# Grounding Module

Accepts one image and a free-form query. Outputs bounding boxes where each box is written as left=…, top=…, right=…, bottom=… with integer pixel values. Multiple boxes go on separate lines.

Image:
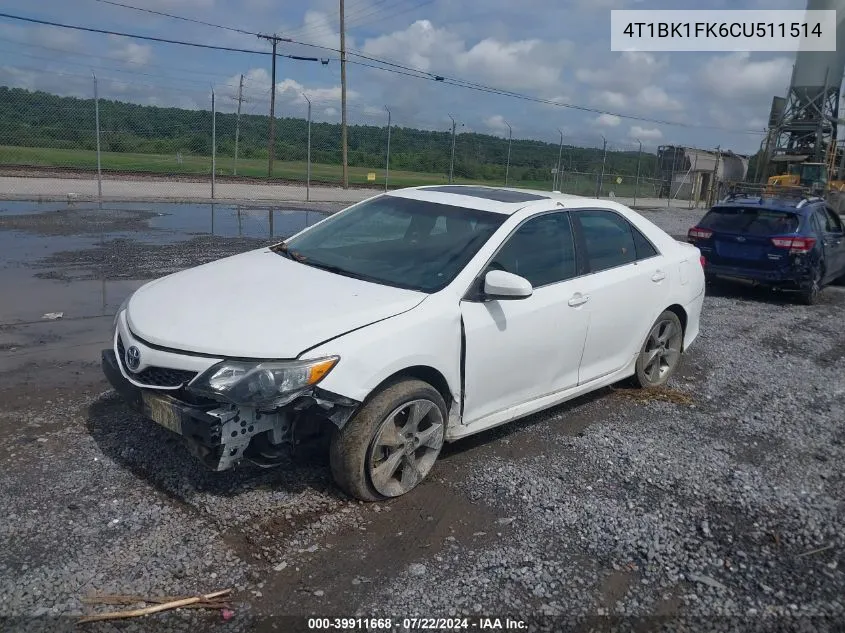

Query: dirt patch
left=246, top=479, right=502, bottom=627
left=610, top=385, right=696, bottom=406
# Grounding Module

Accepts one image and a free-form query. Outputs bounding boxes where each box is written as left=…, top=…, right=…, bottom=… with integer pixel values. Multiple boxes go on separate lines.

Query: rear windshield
left=698, top=207, right=800, bottom=236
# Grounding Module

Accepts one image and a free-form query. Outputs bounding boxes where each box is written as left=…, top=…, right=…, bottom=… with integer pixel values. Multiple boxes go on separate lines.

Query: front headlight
left=113, top=292, right=134, bottom=328
left=188, top=356, right=339, bottom=408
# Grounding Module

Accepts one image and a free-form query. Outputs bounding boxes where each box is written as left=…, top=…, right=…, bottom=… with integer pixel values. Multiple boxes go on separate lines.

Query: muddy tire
left=631, top=310, right=684, bottom=389
left=329, top=379, right=447, bottom=502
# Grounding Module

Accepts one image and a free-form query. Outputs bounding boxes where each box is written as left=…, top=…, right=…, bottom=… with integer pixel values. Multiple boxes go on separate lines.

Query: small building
left=657, top=146, right=750, bottom=202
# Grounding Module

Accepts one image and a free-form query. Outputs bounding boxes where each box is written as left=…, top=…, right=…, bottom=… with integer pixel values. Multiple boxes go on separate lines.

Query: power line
left=0, top=45, right=243, bottom=91
left=91, top=0, right=256, bottom=36
left=0, top=34, right=252, bottom=83
left=0, top=10, right=763, bottom=135
left=287, top=0, right=427, bottom=39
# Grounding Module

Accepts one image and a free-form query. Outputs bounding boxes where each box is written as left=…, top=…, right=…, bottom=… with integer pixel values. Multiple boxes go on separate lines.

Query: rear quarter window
left=698, top=207, right=800, bottom=236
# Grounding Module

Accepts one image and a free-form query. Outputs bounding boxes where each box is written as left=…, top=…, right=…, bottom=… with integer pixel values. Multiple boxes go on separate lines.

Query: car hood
left=125, top=247, right=427, bottom=358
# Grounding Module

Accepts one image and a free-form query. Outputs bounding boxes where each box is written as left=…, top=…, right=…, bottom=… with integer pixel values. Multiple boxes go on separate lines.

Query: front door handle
left=568, top=294, right=589, bottom=307
left=651, top=271, right=666, bottom=282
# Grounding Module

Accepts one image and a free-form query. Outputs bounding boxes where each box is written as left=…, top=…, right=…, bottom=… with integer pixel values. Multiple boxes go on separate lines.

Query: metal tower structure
left=766, top=0, right=845, bottom=174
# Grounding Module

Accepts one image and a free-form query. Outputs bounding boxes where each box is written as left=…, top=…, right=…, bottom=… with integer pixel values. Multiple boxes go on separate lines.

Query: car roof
left=385, top=184, right=617, bottom=215
left=711, top=195, right=826, bottom=214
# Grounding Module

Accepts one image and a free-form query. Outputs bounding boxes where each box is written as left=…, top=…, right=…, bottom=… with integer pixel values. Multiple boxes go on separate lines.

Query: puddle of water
left=147, top=204, right=326, bottom=239
left=0, top=231, right=101, bottom=264
left=0, top=201, right=329, bottom=327
left=0, top=269, right=145, bottom=323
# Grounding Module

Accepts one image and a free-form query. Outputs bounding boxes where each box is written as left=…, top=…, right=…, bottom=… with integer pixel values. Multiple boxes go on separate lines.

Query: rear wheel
left=798, top=266, right=823, bottom=305
left=632, top=311, right=684, bottom=389
left=329, top=379, right=447, bottom=501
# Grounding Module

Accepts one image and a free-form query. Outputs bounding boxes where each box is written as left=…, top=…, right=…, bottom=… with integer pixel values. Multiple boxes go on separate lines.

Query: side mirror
left=483, top=270, right=533, bottom=300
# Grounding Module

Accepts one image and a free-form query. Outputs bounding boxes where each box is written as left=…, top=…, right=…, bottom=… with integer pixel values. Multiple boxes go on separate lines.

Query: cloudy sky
left=0, top=0, right=816, bottom=154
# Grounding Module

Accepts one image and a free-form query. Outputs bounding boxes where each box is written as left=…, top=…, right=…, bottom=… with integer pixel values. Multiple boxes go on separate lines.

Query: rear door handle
left=651, top=271, right=666, bottom=282
left=568, top=294, right=589, bottom=307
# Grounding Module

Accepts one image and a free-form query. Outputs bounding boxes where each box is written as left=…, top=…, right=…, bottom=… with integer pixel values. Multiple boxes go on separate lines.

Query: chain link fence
left=0, top=79, right=737, bottom=208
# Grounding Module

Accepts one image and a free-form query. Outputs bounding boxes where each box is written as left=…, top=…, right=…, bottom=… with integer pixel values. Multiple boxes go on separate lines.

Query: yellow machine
left=765, top=144, right=845, bottom=212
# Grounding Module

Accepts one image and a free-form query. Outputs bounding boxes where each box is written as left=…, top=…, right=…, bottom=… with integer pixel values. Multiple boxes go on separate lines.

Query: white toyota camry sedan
left=102, top=185, right=705, bottom=501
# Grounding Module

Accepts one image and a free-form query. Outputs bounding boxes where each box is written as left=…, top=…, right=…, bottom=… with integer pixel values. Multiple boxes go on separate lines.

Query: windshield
left=279, top=195, right=508, bottom=292
left=699, top=207, right=800, bottom=236
left=802, top=164, right=826, bottom=183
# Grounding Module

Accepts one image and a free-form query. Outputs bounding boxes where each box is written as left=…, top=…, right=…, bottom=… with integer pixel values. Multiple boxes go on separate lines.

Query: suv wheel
left=329, top=379, right=447, bottom=501
left=799, top=266, right=823, bottom=305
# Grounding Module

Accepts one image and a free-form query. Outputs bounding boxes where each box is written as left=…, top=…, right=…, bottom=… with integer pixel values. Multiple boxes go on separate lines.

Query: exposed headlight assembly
left=188, top=356, right=339, bottom=409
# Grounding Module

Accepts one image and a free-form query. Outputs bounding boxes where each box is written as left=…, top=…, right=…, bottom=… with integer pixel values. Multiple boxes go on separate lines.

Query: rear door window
left=822, top=207, right=845, bottom=233
left=575, top=210, right=637, bottom=272
left=698, top=207, right=800, bottom=235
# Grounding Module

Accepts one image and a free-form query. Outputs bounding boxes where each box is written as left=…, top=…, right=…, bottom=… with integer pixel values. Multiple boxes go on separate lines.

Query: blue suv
left=687, top=193, right=845, bottom=304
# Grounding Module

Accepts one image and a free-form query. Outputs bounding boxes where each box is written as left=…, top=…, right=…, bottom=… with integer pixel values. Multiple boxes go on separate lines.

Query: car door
left=459, top=211, right=590, bottom=425
left=571, top=208, right=671, bottom=385
left=815, top=206, right=845, bottom=282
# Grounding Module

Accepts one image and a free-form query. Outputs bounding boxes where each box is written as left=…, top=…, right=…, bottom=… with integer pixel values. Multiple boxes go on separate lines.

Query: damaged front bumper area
left=101, top=349, right=360, bottom=471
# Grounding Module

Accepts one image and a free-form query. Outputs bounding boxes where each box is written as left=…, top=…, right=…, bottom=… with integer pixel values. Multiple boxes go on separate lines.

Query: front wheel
left=329, top=379, right=447, bottom=501
left=632, top=310, right=684, bottom=389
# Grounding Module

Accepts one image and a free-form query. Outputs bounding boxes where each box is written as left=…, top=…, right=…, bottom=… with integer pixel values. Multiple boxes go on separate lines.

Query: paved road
left=0, top=175, right=697, bottom=210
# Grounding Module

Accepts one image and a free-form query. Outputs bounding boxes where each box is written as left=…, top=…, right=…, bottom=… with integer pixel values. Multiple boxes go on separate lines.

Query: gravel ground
left=1, top=203, right=843, bottom=632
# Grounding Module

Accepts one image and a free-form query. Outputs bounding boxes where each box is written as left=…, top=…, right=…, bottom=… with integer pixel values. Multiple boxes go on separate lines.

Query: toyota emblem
left=125, top=346, right=141, bottom=371
left=736, top=236, right=746, bottom=242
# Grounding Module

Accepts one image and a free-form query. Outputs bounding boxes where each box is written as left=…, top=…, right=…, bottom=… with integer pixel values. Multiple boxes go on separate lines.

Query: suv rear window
left=698, top=207, right=800, bottom=236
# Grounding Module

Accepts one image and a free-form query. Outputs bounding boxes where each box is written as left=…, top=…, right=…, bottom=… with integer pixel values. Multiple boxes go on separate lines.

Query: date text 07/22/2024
left=306, top=617, right=528, bottom=630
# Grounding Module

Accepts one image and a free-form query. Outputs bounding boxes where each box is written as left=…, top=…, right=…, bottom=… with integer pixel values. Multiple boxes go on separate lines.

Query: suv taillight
left=688, top=227, right=713, bottom=240
left=700, top=255, right=706, bottom=267
left=771, top=236, right=816, bottom=254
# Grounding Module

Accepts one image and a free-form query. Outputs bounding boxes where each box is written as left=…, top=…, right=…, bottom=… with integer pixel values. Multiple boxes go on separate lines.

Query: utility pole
left=92, top=72, right=102, bottom=201
left=211, top=88, right=216, bottom=199
left=340, top=0, right=349, bottom=189
left=303, top=92, right=312, bottom=201
left=384, top=105, right=391, bottom=191
left=555, top=129, right=563, bottom=191
left=230, top=74, right=248, bottom=176
left=633, top=138, right=642, bottom=206
left=258, top=34, right=291, bottom=179
left=504, top=120, right=512, bottom=187
left=597, top=135, right=607, bottom=198
left=448, top=114, right=457, bottom=184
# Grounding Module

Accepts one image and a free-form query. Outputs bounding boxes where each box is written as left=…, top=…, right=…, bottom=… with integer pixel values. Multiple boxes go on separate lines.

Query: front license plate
left=141, top=392, right=184, bottom=435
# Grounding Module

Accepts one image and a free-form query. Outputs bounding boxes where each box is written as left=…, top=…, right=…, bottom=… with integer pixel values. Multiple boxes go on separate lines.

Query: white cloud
left=699, top=52, right=792, bottom=99
left=296, top=10, right=343, bottom=50
left=591, top=90, right=627, bottom=109
left=108, top=38, right=153, bottom=66
left=485, top=114, right=512, bottom=135
left=362, top=20, right=572, bottom=93
left=31, top=26, right=82, bottom=51
left=218, top=69, right=357, bottom=108
left=593, top=113, right=621, bottom=127
left=0, top=66, right=37, bottom=91
left=635, top=86, right=682, bottom=111
left=629, top=125, right=662, bottom=141
left=576, top=51, right=667, bottom=94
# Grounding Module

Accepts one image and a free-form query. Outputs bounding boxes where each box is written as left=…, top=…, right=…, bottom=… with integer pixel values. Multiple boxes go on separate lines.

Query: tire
left=798, top=266, right=823, bottom=305
left=329, top=379, right=447, bottom=501
left=631, top=310, right=684, bottom=389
